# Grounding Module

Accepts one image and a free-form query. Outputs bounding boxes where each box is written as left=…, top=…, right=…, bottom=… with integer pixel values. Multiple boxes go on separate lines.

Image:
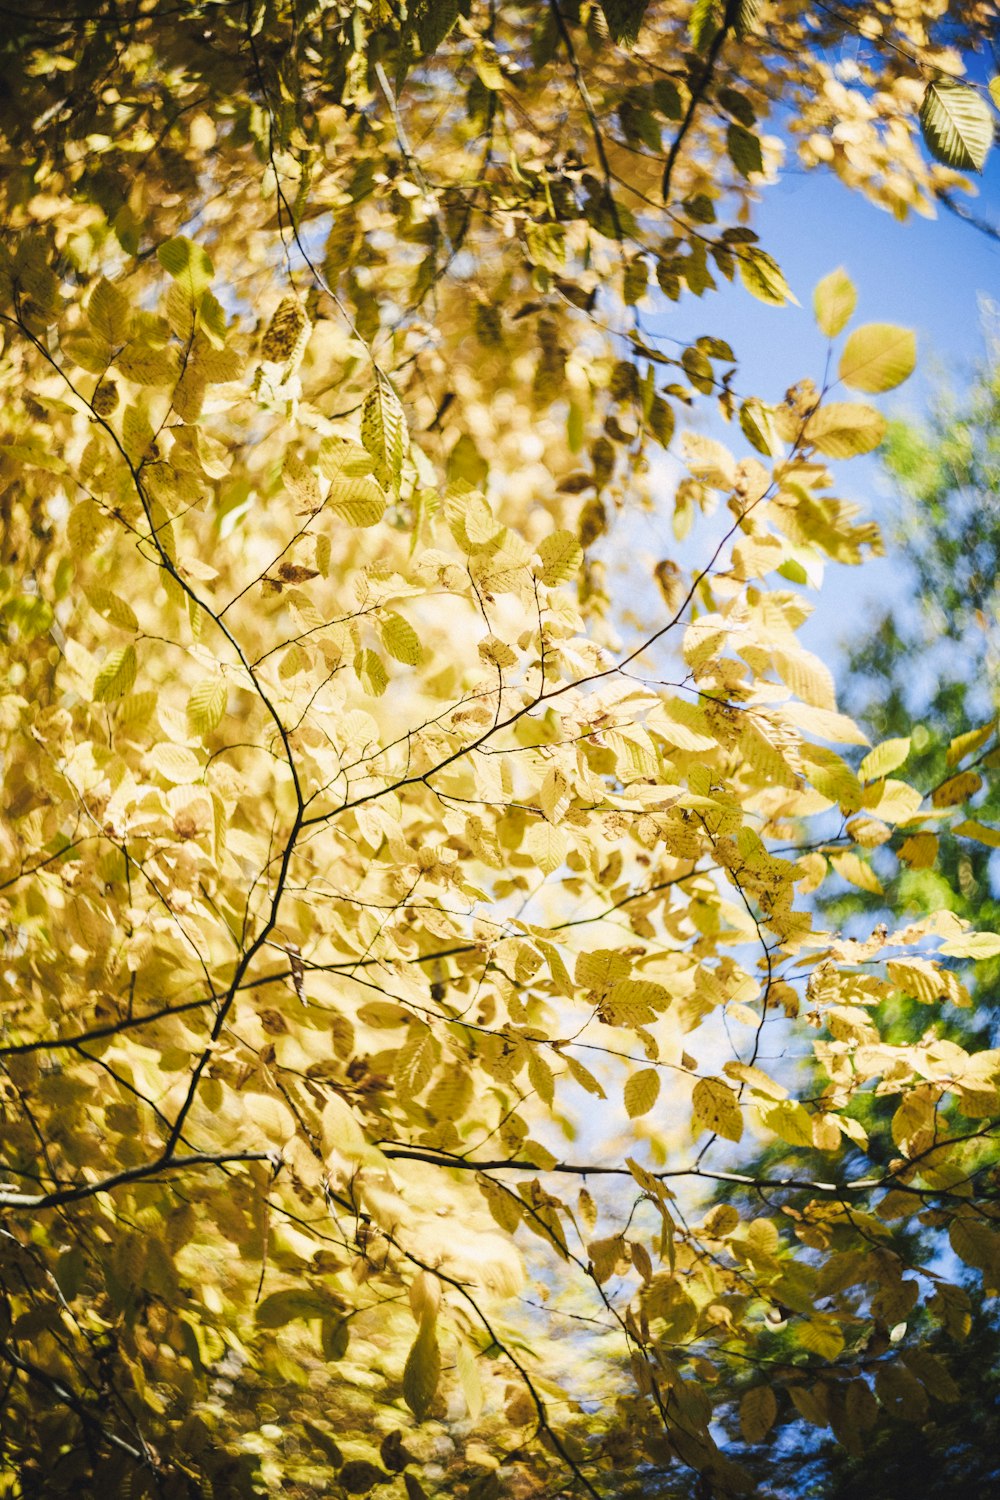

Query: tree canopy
left=701, top=347, right=1000, bottom=1497
left=2, top=3, right=1000, bottom=1497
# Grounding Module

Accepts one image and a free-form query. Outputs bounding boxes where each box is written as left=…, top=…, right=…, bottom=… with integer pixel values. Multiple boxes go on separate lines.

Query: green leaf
left=991, top=77, right=1000, bottom=111
left=599, top=0, right=650, bottom=46
left=804, top=402, right=888, bottom=458
left=157, top=236, right=214, bottom=301
left=652, top=79, right=683, bottom=120
left=838, top=323, right=916, bottom=393
left=93, top=644, right=137, bottom=702
left=919, top=81, right=994, bottom=172
left=624, top=1068, right=660, bottom=1118
left=402, top=1323, right=440, bottom=1421
left=727, top=124, right=763, bottom=178
left=813, top=266, right=856, bottom=337
left=689, top=0, right=721, bottom=50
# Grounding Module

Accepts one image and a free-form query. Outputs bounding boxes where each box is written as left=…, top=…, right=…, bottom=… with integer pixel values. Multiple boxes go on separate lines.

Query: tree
left=721, top=341, right=1000, bottom=1500
left=2, top=3, right=1000, bottom=1496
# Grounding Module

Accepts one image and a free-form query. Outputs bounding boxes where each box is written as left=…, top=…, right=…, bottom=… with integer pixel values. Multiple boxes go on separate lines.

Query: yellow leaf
left=539, top=766, right=571, bottom=822
left=804, top=401, right=888, bottom=457
left=838, top=324, right=916, bottom=394
left=562, top=1052, right=607, bottom=1098
left=455, top=1339, right=483, bottom=1421
left=691, top=1076, right=743, bottom=1142
left=681, top=432, right=736, bottom=488
left=380, top=611, right=423, bottom=665
left=830, top=850, right=882, bottom=894
left=251, top=1093, right=296, bottom=1145
left=85, top=585, right=138, bottom=633
left=321, top=1096, right=368, bottom=1161
left=648, top=698, right=717, bottom=751
left=932, top=769, right=982, bottom=807
left=354, top=648, right=388, bottom=697
left=887, top=958, right=950, bottom=1005
left=898, top=832, right=938, bottom=868
left=949, top=1217, right=1000, bottom=1278
left=93, top=644, right=137, bottom=702
left=813, top=266, right=856, bottom=337
left=859, top=736, right=910, bottom=782
left=761, top=1099, right=814, bottom=1148
left=772, top=645, right=836, bottom=710
left=784, top=702, right=869, bottom=746
left=187, top=677, right=227, bottom=736
left=149, top=744, right=201, bottom=784
left=946, top=719, right=996, bottom=767
left=537, top=529, right=582, bottom=585
left=88, top=276, right=132, bottom=342
left=361, top=373, right=406, bottom=495
left=939, top=932, right=1000, bottom=960
left=394, top=1026, right=439, bottom=1098
left=624, top=1068, right=660, bottom=1118
left=319, top=438, right=386, bottom=526
left=525, top=820, right=568, bottom=876
left=797, top=1318, right=844, bottom=1359
left=920, top=80, right=993, bottom=173
left=868, top=778, right=924, bottom=825
left=604, top=978, right=670, bottom=1026
left=954, top=819, right=1000, bottom=848
left=478, top=634, right=517, bottom=668
left=402, top=1324, right=440, bottom=1422
left=740, top=1383, right=777, bottom=1443
left=738, top=246, right=795, bottom=306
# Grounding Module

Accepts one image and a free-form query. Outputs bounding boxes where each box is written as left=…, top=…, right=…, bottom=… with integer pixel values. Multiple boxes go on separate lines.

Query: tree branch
left=0, top=1151, right=275, bottom=1211
left=377, top=1143, right=1000, bottom=1204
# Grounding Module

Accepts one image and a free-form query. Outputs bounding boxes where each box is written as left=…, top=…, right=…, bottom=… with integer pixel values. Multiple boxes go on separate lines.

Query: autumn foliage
left=1, top=2, right=1000, bottom=1496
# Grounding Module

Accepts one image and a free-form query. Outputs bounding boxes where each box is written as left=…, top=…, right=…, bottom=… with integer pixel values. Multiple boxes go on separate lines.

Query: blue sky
left=641, top=152, right=1000, bottom=680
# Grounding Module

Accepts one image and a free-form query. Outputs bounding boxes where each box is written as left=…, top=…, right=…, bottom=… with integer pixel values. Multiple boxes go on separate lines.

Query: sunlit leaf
left=920, top=80, right=994, bottom=171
